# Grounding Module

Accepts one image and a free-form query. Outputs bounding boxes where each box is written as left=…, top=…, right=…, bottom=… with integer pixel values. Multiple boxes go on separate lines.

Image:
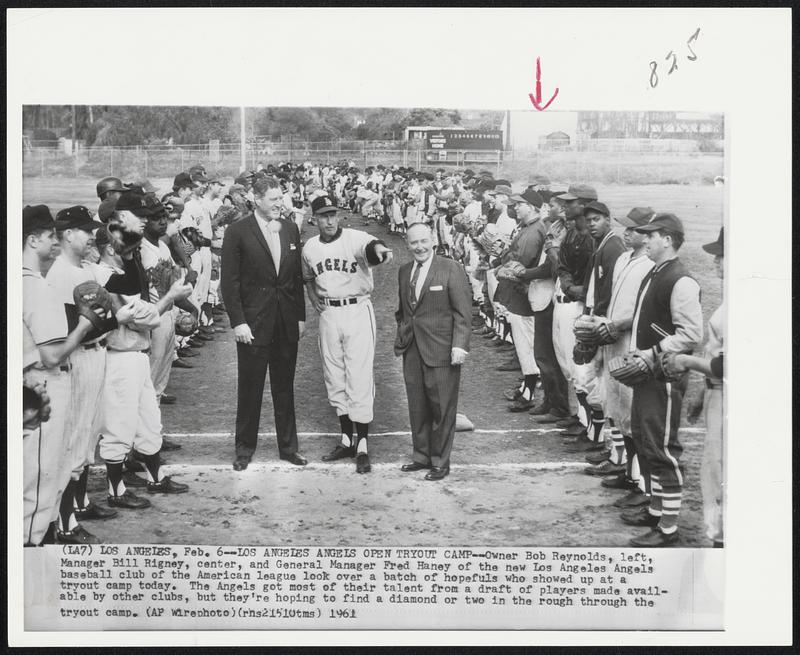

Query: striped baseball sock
left=339, top=415, right=354, bottom=448
left=608, top=424, right=627, bottom=466
left=73, top=465, right=91, bottom=511
left=648, top=475, right=664, bottom=519
left=658, top=484, right=682, bottom=534
left=590, top=409, right=605, bottom=443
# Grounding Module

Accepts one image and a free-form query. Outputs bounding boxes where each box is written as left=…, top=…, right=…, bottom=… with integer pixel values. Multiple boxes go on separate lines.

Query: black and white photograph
left=8, top=7, right=791, bottom=647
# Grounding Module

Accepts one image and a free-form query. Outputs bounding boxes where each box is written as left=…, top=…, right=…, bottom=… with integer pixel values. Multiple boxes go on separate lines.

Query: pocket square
left=429, top=285, right=443, bottom=291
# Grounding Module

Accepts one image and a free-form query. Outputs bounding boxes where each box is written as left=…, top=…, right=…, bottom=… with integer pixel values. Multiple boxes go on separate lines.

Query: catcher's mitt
left=73, top=281, right=111, bottom=331
left=573, top=340, right=598, bottom=365
left=608, top=353, right=653, bottom=387
left=655, top=351, right=685, bottom=382
left=573, top=315, right=601, bottom=345
left=496, top=260, right=526, bottom=280
left=175, top=313, right=199, bottom=337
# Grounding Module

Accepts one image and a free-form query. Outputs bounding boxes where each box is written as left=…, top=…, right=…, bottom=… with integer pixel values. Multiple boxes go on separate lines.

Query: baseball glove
left=148, top=260, right=183, bottom=298
left=656, top=351, right=685, bottom=382
left=496, top=260, right=526, bottom=280
left=573, top=340, right=598, bottom=365
left=573, top=315, right=601, bottom=345
left=596, top=320, right=619, bottom=345
left=23, top=380, right=51, bottom=431
left=175, top=313, right=199, bottom=337
left=608, top=353, right=653, bottom=387
left=73, top=281, right=112, bottom=331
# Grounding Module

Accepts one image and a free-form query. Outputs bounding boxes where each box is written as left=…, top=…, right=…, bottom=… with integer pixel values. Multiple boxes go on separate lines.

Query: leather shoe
left=322, top=445, right=355, bottom=461
left=161, top=437, right=181, bottom=451
left=555, top=415, right=580, bottom=429
left=629, top=528, right=679, bottom=547
left=194, top=332, right=214, bottom=341
left=424, top=466, right=450, bottom=481
left=561, top=423, right=588, bottom=437
left=565, top=439, right=605, bottom=453
left=472, top=326, right=493, bottom=336
left=57, top=525, right=100, bottom=544
left=281, top=453, right=308, bottom=466
left=613, top=489, right=650, bottom=508
left=527, top=404, right=551, bottom=416
left=172, top=358, right=193, bottom=369
left=187, top=338, right=205, bottom=348
left=621, top=505, right=660, bottom=527
left=177, top=348, right=198, bottom=357
left=233, top=457, right=250, bottom=471
left=356, top=453, right=371, bottom=474
left=503, top=387, right=523, bottom=402
left=532, top=412, right=569, bottom=423
left=122, top=470, right=148, bottom=487
left=108, top=490, right=151, bottom=509
left=74, top=502, right=118, bottom=521
left=160, top=393, right=177, bottom=405
left=603, top=474, right=637, bottom=491
left=585, top=449, right=611, bottom=465
left=401, top=462, right=430, bottom=472
left=585, top=461, right=625, bottom=477
left=147, top=475, right=189, bottom=494
left=508, top=398, right=534, bottom=412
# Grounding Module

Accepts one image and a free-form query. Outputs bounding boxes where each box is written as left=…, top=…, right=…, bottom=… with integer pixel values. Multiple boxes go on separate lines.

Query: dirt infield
left=22, top=180, right=722, bottom=547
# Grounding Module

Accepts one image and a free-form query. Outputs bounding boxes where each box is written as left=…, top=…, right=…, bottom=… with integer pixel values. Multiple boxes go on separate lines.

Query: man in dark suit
left=221, top=177, right=308, bottom=471
left=395, top=222, right=472, bottom=480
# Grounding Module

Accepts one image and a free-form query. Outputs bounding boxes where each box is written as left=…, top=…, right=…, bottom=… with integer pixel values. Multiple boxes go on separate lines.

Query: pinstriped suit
left=394, top=255, right=472, bottom=469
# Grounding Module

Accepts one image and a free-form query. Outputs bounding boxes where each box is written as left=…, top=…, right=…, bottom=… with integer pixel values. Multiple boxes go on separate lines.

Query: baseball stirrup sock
left=140, top=451, right=163, bottom=483
left=522, top=375, right=539, bottom=401
left=648, top=475, right=664, bottom=517
left=58, top=480, right=78, bottom=533
left=106, top=461, right=126, bottom=497
left=339, top=415, right=354, bottom=448
left=355, top=422, right=369, bottom=454
left=575, top=391, right=591, bottom=428
left=590, top=409, right=605, bottom=443
left=73, top=465, right=91, bottom=511
left=658, top=484, right=682, bottom=533
left=621, top=434, right=636, bottom=471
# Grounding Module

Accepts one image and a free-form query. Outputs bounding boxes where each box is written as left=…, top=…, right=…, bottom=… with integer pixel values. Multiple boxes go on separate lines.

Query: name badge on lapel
left=429, top=285, right=443, bottom=291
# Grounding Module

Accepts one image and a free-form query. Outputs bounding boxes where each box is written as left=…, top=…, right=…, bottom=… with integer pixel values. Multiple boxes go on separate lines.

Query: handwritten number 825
left=649, top=28, right=700, bottom=88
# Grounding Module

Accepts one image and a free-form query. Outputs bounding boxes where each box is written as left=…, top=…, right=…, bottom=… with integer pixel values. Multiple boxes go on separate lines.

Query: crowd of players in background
left=22, top=158, right=724, bottom=548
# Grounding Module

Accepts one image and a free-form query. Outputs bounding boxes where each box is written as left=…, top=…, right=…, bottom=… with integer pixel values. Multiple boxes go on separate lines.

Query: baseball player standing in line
left=302, top=195, right=394, bottom=474
left=623, top=213, right=703, bottom=547
left=22, top=206, right=100, bottom=546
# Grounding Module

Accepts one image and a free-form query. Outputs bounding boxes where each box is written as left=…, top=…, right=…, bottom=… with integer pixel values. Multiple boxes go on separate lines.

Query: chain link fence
left=22, top=145, right=723, bottom=186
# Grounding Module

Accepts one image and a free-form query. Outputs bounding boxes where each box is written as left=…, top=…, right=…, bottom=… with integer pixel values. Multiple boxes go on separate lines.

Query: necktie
left=409, top=263, right=421, bottom=309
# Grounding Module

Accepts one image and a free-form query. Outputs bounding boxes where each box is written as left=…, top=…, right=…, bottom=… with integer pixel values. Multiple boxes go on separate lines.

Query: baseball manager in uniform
left=302, top=195, right=393, bottom=473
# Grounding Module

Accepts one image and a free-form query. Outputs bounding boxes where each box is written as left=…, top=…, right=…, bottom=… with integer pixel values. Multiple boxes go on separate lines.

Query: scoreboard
left=424, top=129, right=503, bottom=150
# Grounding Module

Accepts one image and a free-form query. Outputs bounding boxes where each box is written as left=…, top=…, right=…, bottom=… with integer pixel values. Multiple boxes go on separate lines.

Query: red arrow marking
left=528, top=57, right=559, bottom=111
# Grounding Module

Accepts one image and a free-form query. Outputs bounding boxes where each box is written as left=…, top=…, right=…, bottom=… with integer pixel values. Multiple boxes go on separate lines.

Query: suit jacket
left=394, top=254, right=472, bottom=367
left=220, top=213, right=306, bottom=346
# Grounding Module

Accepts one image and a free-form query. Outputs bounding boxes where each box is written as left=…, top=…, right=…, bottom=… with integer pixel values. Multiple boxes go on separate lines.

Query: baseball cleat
left=147, top=476, right=189, bottom=494
left=621, top=505, right=660, bottom=527
left=322, top=445, right=356, bottom=461
left=57, top=525, right=100, bottom=544
left=74, top=502, right=118, bottom=521
left=508, top=398, right=535, bottom=412
left=356, top=453, right=372, bottom=474
left=160, top=437, right=182, bottom=451
left=503, top=387, right=523, bottom=402
left=108, top=490, right=152, bottom=509
left=585, top=461, right=626, bottom=477
left=629, top=528, right=680, bottom=548
left=122, top=470, right=148, bottom=488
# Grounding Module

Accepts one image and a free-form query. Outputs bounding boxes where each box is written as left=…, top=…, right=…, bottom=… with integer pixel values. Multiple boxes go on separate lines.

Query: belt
left=59, top=363, right=72, bottom=373
left=555, top=295, right=571, bottom=304
left=322, top=297, right=365, bottom=307
left=705, top=378, right=723, bottom=390
left=82, top=339, right=107, bottom=350
left=109, top=348, right=151, bottom=355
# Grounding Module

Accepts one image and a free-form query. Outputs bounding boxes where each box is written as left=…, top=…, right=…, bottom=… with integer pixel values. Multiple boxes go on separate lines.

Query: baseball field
left=21, top=177, right=724, bottom=547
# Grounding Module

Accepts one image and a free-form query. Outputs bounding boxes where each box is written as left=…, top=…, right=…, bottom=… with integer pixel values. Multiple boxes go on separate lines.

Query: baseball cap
left=702, top=227, right=724, bottom=256
left=311, top=195, right=337, bottom=215
left=96, top=176, right=130, bottom=199
left=23, top=205, right=55, bottom=236
left=234, top=172, right=253, bottom=186
left=115, top=192, right=156, bottom=217
left=506, top=188, right=544, bottom=208
left=493, top=184, right=513, bottom=196
left=173, top=172, right=199, bottom=190
left=190, top=170, right=209, bottom=184
left=583, top=201, right=610, bottom=217
left=128, top=178, right=158, bottom=194
left=616, top=206, right=655, bottom=228
left=55, top=205, right=104, bottom=232
left=557, top=184, right=598, bottom=201
left=634, top=212, right=685, bottom=235
left=530, top=174, right=551, bottom=186
left=97, top=197, right=118, bottom=223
